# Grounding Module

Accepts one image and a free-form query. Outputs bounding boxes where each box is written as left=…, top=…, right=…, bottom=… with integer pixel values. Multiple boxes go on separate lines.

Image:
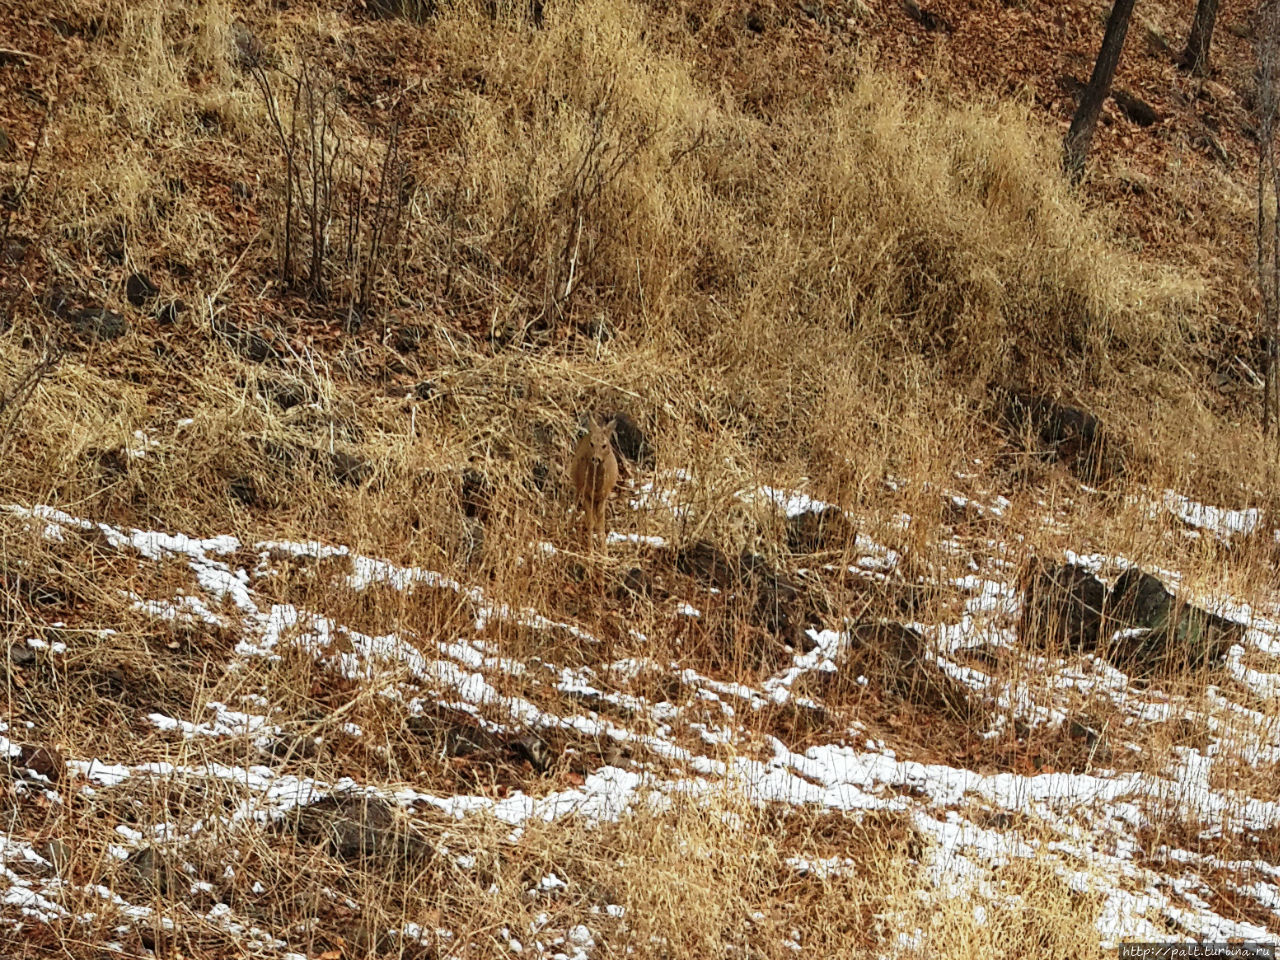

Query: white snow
left=3, top=484, right=1280, bottom=953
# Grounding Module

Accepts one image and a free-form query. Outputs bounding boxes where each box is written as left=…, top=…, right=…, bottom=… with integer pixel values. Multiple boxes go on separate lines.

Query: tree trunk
left=1063, top=0, right=1139, bottom=183
left=1183, top=0, right=1220, bottom=76
left=1258, top=0, right=1280, bottom=436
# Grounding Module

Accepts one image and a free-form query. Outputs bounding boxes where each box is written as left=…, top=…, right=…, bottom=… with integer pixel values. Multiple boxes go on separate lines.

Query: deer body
left=569, top=416, right=618, bottom=551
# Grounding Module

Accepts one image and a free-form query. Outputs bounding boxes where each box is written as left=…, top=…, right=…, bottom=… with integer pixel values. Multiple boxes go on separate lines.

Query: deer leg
left=595, top=504, right=608, bottom=553
left=581, top=502, right=594, bottom=553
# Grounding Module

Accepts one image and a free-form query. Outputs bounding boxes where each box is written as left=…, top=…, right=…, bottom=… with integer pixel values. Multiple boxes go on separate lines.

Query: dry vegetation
left=1, top=0, right=1280, bottom=956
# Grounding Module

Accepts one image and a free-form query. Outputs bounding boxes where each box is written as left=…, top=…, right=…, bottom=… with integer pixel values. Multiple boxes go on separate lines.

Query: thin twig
left=1, top=103, right=53, bottom=255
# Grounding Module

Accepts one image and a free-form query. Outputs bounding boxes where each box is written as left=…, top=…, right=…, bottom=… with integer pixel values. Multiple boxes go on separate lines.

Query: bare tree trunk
left=1063, top=0, right=1139, bottom=183
left=1183, top=0, right=1220, bottom=75
left=1258, top=0, right=1280, bottom=435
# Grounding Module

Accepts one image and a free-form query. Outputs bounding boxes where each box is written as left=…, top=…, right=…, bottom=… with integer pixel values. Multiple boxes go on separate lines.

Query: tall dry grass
left=2, top=0, right=1279, bottom=956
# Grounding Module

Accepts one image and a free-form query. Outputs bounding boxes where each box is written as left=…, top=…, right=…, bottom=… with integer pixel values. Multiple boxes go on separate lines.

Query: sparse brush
left=2, top=0, right=1280, bottom=955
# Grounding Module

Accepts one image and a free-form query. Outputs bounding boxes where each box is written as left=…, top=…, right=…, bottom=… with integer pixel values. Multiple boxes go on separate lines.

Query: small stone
left=5, top=642, right=36, bottom=668
left=17, top=744, right=65, bottom=784
left=328, top=450, right=372, bottom=486
left=608, top=411, right=652, bottom=467
left=229, top=476, right=259, bottom=507
left=155, top=300, right=184, bottom=325
left=70, top=307, right=127, bottom=342
left=126, top=272, right=159, bottom=307
left=395, top=324, right=425, bottom=354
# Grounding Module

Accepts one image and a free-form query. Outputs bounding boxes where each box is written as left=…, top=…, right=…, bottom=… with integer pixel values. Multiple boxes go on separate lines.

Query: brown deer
left=569, top=414, right=618, bottom=552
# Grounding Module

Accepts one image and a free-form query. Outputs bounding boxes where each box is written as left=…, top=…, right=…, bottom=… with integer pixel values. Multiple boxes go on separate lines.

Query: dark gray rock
left=71, top=307, right=127, bottom=342
left=1020, top=560, right=1107, bottom=654
left=787, top=506, right=856, bottom=554
left=328, top=450, right=372, bottom=486
left=1108, top=568, right=1174, bottom=632
left=1105, top=567, right=1243, bottom=673
left=1000, top=388, right=1122, bottom=483
left=125, top=272, right=159, bottom=307
left=608, top=411, right=652, bottom=467
left=293, top=794, right=432, bottom=863
left=5, top=642, right=36, bottom=669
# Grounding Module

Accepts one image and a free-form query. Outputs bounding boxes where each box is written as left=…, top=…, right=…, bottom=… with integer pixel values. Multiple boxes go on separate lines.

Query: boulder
left=1019, top=560, right=1107, bottom=653
left=999, top=388, right=1122, bottom=483
left=676, top=541, right=822, bottom=652
left=787, top=506, right=856, bottom=554
left=292, top=794, right=432, bottom=863
left=1105, top=568, right=1242, bottom=673
left=829, top=621, right=980, bottom=719
left=1024, top=562, right=1245, bottom=673
left=1107, top=568, right=1174, bottom=632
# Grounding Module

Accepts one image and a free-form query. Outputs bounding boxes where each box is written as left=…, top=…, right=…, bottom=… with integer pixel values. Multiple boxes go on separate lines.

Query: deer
left=568, top=414, right=619, bottom=553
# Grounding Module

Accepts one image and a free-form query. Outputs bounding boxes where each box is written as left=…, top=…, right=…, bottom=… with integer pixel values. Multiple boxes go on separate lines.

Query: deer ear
left=604, top=419, right=617, bottom=437
left=585, top=412, right=597, bottom=431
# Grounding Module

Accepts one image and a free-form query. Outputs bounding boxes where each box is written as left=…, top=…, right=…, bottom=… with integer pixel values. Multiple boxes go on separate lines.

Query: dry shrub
left=2, top=0, right=1277, bottom=954
left=896, top=856, right=1107, bottom=960
left=13, top=0, right=1220, bottom=528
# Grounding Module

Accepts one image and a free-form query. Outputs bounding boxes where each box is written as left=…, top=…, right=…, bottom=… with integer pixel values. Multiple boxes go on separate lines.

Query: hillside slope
left=1, top=0, right=1279, bottom=956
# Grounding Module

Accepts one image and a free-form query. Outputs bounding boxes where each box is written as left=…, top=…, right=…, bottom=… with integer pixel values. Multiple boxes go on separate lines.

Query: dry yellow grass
left=2, top=0, right=1279, bottom=956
